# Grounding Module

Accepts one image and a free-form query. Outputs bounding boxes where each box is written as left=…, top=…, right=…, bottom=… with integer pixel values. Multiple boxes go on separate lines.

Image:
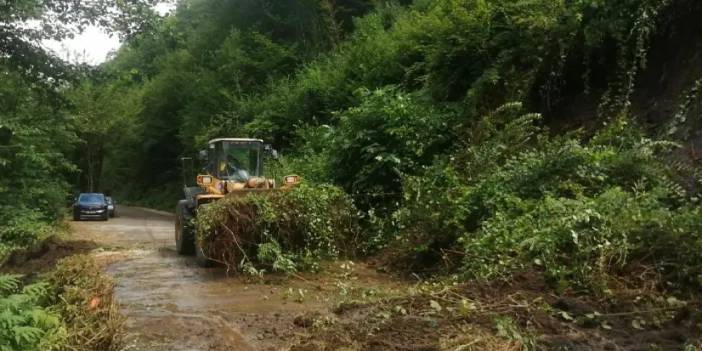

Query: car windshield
left=79, top=194, right=105, bottom=203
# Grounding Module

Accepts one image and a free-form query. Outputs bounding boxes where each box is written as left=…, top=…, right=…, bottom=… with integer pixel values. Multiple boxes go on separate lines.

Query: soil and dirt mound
left=289, top=273, right=702, bottom=351
left=1, top=236, right=97, bottom=276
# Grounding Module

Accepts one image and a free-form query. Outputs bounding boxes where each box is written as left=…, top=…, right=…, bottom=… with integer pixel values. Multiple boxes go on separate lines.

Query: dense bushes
left=329, top=87, right=455, bottom=197
left=395, top=107, right=702, bottom=290
left=231, top=0, right=702, bottom=292
left=196, top=184, right=360, bottom=274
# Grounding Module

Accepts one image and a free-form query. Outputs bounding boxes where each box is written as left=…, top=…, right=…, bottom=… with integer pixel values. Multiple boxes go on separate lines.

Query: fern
left=26, top=309, right=59, bottom=330
left=0, top=276, right=20, bottom=295
left=20, top=283, right=49, bottom=302
left=0, top=274, right=61, bottom=351
left=0, top=312, right=24, bottom=329
left=659, top=174, right=687, bottom=200
left=10, top=326, right=43, bottom=346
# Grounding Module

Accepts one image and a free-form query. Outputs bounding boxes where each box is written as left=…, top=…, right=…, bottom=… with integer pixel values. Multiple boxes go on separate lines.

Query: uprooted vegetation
left=192, top=109, right=702, bottom=348
left=0, top=255, right=123, bottom=351
left=289, top=273, right=702, bottom=351
left=196, top=184, right=361, bottom=274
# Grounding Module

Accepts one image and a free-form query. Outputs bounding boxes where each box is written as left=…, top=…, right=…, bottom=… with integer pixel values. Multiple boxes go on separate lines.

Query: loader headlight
left=199, top=176, right=213, bottom=185
left=284, top=175, right=300, bottom=185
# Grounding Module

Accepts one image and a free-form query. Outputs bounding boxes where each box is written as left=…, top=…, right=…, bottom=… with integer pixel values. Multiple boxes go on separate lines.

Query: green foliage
left=239, top=0, right=674, bottom=144
left=216, top=31, right=299, bottom=95
left=93, top=0, right=696, bottom=215
left=196, top=184, right=360, bottom=274
left=0, top=68, right=76, bottom=259
left=242, top=3, right=413, bottom=144
left=0, top=0, right=156, bottom=88
left=0, top=275, right=64, bottom=351
left=88, top=0, right=377, bottom=208
left=397, top=108, right=702, bottom=290
left=494, top=316, right=535, bottom=350
left=329, top=87, right=455, bottom=197
left=0, top=210, right=51, bottom=257
left=257, top=241, right=298, bottom=274
left=265, top=125, right=336, bottom=184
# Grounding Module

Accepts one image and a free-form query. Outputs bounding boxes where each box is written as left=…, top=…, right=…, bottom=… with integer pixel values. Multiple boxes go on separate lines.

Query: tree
left=0, top=0, right=159, bottom=85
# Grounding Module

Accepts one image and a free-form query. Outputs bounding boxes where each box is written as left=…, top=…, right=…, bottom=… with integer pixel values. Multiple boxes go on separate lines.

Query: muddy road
left=71, top=206, right=390, bottom=351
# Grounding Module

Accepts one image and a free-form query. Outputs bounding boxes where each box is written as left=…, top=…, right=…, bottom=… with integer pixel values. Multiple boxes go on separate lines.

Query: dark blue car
left=73, top=193, right=109, bottom=221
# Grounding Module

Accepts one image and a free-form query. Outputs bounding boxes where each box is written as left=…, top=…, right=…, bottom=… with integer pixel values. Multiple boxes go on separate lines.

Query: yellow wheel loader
left=175, top=138, right=300, bottom=267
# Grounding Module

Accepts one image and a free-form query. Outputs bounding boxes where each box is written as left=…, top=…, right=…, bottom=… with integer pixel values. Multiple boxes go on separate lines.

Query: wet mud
left=70, top=206, right=398, bottom=351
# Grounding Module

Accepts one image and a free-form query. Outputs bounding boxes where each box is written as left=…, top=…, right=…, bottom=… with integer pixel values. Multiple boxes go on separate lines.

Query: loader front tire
left=175, top=200, right=195, bottom=255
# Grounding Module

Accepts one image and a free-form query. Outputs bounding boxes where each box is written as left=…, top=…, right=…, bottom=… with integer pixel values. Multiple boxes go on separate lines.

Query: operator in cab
left=219, top=154, right=250, bottom=182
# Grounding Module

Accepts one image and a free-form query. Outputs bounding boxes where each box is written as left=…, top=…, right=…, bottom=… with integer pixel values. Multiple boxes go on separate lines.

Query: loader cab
left=203, top=138, right=264, bottom=182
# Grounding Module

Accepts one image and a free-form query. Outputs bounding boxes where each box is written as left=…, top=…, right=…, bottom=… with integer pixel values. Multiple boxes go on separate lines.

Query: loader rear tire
left=175, top=200, right=195, bottom=255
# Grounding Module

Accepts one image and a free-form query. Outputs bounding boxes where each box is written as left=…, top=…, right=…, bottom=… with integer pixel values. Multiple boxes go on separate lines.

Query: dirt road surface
left=70, top=206, right=362, bottom=351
